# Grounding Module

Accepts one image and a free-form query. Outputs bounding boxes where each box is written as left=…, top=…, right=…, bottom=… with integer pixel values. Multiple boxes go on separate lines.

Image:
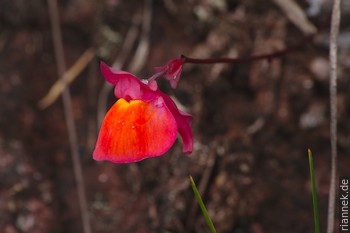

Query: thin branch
left=328, top=1, right=341, bottom=233
left=128, top=0, right=152, bottom=72
left=47, top=1, right=92, bottom=233
left=272, top=0, right=317, bottom=35
left=38, top=47, right=95, bottom=109
left=182, top=33, right=316, bottom=64
left=112, top=14, right=141, bottom=69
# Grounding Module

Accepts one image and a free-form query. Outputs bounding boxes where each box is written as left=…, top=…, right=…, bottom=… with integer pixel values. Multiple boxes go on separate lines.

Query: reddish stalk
left=181, top=33, right=315, bottom=64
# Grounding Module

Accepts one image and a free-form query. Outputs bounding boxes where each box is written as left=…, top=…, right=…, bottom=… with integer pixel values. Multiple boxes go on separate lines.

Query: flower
left=93, top=62, right=192, bottom=163
left=154, top=58, right=184, bottom=89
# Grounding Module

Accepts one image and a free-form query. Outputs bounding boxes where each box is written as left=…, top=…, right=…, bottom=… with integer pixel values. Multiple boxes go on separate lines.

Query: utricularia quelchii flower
left=93, top=58, right=193, bottom=163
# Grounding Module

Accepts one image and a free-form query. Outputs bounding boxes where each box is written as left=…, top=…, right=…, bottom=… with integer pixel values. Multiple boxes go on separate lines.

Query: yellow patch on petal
left=93, top=98, right=178, bottom=163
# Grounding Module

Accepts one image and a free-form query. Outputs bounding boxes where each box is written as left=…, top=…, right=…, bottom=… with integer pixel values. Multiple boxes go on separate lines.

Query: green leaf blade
left=308, top=149, right=321, bottom=233
left=189, top=175, right=217, bottom=233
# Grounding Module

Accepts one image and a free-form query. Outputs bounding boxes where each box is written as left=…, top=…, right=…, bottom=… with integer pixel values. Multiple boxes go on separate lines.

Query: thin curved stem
left=182, top=33, right=315, bottom=65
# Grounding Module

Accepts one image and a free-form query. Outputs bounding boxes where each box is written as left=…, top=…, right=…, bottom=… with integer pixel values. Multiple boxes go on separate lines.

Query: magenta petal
left=160, top=92, right=193, bottom=153
left=146, top=80, right=158, bottom=91
left=100, top=62, right=158, bottom=101
left=100, top=62, right=136, bottom=86
left=155, top=58, right=184, bottom=89
left=175, top=113, right=193, bottom=153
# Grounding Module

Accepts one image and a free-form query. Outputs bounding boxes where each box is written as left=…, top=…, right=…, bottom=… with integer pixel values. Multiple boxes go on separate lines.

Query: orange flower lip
left=93, top=98, right=178, bottom=163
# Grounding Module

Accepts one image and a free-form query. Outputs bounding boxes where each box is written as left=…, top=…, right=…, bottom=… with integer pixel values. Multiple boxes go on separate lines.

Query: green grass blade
left=189, top=176, right=217, bottom=233
left=308, top=149, right=320, bottom=233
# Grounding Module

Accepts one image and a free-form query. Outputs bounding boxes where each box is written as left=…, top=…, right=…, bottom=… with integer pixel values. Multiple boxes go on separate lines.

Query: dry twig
left=127, top=0, right=152, bottom=72
left=47, top=1, right=91, bottom=233
left=328, top=1, right=341, bottom=233
left=272, top=0, right=317, bottom=35
left=38, top=47, right=95, bottom=109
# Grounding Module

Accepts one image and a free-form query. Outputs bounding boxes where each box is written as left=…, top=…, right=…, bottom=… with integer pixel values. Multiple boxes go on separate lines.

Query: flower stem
left=189, top=175, right=217, bottom=233
left=181, top=33, right=315, bottom=65
left=308, top=149, right=320, bottom=233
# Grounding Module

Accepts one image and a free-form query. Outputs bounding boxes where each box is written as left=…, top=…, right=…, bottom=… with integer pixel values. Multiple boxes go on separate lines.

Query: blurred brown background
left=0, top=0, right=350, bottom=232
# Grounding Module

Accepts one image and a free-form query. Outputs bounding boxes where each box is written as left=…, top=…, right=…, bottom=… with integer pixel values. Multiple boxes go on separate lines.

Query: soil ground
left=0, top=1, right=350, bottom=233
